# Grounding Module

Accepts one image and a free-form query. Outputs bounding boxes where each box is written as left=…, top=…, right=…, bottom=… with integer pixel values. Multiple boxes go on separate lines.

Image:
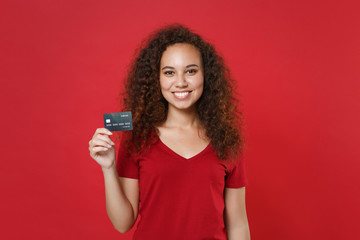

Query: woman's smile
left=172, top=91, right=192, bottom=99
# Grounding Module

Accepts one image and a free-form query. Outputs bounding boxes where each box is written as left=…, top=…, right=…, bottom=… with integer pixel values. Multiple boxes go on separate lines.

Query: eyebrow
left=161, top=64, right=199, bottom=70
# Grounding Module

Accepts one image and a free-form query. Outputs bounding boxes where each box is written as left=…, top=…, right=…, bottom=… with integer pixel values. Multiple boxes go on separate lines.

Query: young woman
left=89, top=24, right=250, bottom=239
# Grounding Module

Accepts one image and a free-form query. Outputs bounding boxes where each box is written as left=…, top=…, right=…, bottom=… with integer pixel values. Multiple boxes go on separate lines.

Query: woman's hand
left=89, top=128, right=116, bottom=170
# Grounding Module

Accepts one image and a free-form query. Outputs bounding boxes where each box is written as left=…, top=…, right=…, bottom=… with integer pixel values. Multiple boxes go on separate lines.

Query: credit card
left=103, top=111, right=133, bottom=132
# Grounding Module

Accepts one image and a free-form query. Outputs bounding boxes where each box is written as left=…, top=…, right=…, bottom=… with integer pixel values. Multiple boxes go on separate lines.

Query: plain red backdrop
left=1, top=0, right=359, bottom=239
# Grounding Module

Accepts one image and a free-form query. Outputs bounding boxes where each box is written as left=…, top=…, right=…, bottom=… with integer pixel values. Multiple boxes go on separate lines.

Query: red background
left=1, top=0, right=359, bottom=239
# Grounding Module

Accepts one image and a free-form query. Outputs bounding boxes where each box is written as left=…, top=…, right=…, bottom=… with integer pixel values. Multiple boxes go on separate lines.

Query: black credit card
left=103, top=111, right=133, bottom=132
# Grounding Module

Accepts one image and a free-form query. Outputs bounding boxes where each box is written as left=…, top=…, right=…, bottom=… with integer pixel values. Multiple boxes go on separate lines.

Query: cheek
left=198, top=86, right=204, bottom=97
left=194, top=76, right=204, bottom=90
left=196, top=77, right=204, bottom=97
left=159, top=77, right=171, bottom=90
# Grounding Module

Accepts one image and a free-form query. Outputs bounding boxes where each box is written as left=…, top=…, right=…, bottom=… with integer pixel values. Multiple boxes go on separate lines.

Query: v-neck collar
left=157, top=138, right=212, bottom=161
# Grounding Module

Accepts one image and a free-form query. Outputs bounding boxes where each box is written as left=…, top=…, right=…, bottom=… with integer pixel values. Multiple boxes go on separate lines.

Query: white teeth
left=174, top=92, right=189, bottom=98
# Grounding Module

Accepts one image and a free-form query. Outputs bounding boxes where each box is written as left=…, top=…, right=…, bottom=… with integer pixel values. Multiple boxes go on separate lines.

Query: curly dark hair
left=117, top=23, right=246, bottom=163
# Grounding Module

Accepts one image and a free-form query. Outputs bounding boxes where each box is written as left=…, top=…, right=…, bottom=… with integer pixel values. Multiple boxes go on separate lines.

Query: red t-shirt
left=116, top=135, right=248, bottom=240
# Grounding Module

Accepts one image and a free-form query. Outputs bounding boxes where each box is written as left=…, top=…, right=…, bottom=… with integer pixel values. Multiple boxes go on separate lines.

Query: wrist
left=102, top=164, right=117, bottom=175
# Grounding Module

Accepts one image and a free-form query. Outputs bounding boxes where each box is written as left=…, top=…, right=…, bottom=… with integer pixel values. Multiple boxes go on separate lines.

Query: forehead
left=160, top=43, right=202, bottom=66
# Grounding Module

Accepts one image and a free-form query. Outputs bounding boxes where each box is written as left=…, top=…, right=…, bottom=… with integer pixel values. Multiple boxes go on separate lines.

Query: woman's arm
left=224, top=187, right=250, bottom=240
left=103, top=167, right=139, bottom=233
left=89, top=128, right=139, bottom=233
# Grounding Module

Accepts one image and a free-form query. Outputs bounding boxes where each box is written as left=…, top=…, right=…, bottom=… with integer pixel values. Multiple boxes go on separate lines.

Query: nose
left=175, top=73, right=188, bottom=88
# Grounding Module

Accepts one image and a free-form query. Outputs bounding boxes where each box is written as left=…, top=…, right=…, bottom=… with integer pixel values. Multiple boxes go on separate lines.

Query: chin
left=170, top=102, right=197, bottom=111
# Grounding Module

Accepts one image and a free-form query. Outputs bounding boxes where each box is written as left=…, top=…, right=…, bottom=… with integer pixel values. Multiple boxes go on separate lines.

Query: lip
left=172, top=90, right=192, bottom=93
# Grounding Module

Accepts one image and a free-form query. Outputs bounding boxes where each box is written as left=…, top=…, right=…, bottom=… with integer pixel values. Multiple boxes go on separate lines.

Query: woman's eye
left=164, top=71, right=174, bottom=75
left=187, top=69, right=197, bottom=74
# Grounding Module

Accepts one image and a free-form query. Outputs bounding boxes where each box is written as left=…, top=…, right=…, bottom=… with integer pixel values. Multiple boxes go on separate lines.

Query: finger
left=93, top=128, right=113, bottom=139
left=91, top=139, right=113, bottom=149
left=97, top=134, right=115, bottom=146
left=91, top=146, right=109, bottom=153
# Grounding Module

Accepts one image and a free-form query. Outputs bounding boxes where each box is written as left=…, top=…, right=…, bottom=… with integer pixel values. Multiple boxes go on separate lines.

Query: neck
left=164, top=105, right=200, bottom=129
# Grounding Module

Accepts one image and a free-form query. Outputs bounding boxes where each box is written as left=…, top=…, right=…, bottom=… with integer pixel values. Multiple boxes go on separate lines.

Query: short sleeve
left=116, top=135, right=139, bottom=179
left=225, top=153, right=248, bottom=188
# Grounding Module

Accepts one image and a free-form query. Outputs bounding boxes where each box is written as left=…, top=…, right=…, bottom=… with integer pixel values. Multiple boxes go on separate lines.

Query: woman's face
left=159, top=43, right=204, bottom=112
